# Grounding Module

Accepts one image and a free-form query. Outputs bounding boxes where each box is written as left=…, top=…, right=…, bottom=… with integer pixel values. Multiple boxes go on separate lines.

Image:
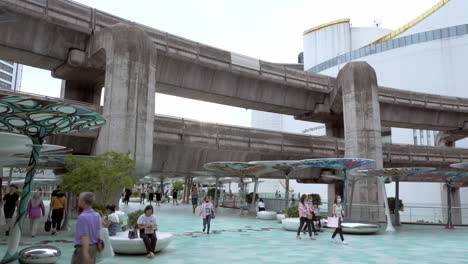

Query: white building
left=304, top=0, right=467, bottom=147
left=0, top=60, right=22, bottom=91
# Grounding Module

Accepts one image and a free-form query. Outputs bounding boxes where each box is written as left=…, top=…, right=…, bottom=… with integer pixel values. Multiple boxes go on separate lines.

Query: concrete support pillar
left=327, top=183, right=335, bottom=215
left=60, top=80, right=102, bottom=105
left=89, top=23, right=156, bottom=177
left=325, top=119, right=344, bottom=138
left=441, top=183, right=461, bottom=225
left=338, top=62, right=383, bottom=221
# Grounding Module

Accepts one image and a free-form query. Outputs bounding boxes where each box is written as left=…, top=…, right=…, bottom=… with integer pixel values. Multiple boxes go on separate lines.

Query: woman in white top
left=102, top=204, right=120, bottom=236
left=137, top=205, right=159, bottom=258
left=199, top=196, right=215, bottom=234
left=331, top=195, right=348, bottom=245
left=257, top=199, right=265, bottom=211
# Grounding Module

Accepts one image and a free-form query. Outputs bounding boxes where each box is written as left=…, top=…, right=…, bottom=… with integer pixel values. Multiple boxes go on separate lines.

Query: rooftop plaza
left=2, top=202, right=468, bottom=264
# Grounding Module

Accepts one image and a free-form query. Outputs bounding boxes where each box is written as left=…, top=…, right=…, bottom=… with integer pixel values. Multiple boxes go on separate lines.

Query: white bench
left=109, top=232, right=173, bottom=255
left=276, top=214, right=285, bottom=223
left=281, top=218, right=300, bottom=231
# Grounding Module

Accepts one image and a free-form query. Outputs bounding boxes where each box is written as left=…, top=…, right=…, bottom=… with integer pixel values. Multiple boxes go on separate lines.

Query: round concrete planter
left=257, top=211, right=277, bottom=220
left=281, top=218, right=300, bottom=231
left=110, top=232, right=173, bottom=255
left=276, top=214, right=285, bottom=223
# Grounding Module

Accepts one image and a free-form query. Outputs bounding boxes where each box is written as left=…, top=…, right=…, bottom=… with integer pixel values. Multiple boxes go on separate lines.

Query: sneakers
left=342, top=241, right=349, bottom=245
left=296, top=235, right=301, bottom=239
left=330, top=238, right=336, bottom=243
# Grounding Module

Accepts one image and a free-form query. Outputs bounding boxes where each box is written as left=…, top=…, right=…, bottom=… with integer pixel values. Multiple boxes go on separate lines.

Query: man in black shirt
left=2, top=185, right=19, bottom=236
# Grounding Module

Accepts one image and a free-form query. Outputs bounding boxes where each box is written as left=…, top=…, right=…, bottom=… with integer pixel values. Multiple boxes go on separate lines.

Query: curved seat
left=322, top=219, right=381, bottom=234
left=281, top=218, right=300, bottom=231
left=19, top=245, right=61, bottom=264
left=257, top=211, right=277, bottom=220
left=129, top=197, right=140, bottom=203
left=109, top=232, right=173, bottom=255
left=276, top=214, right=285, bottom=223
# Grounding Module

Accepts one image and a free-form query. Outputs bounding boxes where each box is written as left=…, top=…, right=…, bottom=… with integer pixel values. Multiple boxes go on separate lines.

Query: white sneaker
left=330, top=238, right=336, bottom=243
left=342, top=241, right=349, bottom=245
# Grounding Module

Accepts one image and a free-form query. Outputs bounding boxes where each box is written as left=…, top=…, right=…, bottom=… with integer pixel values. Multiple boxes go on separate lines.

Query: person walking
left=147, top=185, right=154, bottom=205
left=257, top=199, right=265, bottom=211
left=331, top=195, right=348, bottom=245
left=155, top=187, right=162, bottom=206
left=49, top=191, right=67, bottom=235
left=140, top=185, right=146, bottom=205
left=26, top=192, right=45, bottom=237
left=101, top=204, right=119, bottom=236
left=199, top=196, right=215, bottom=234
left=71, top=192, right=101, bottom=264
left=124, top=188, right=131, bottom=205
left=296, top=194, right=315, bottom=240
left=172, top=188, right=179, bottom=206
left=137, top=205, right=158, bottom=259
left=191, top=187, right=199, bottom=214
left=2, top=185, right=19, bottom=236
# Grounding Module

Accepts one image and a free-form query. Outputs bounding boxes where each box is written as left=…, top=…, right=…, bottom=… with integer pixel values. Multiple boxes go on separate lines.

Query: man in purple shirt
left=71, top=192, right=101, bottom=264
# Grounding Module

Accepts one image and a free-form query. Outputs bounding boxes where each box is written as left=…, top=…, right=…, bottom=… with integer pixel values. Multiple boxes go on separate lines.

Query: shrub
left=132, top=191, right=139, bottom=197
left=93, top=202, right=106, bottom=217
left=245, top=192, right=259, bottom=204
left=285, top=205, right=299, bottom=218
left=127, top=210, right=144, bottom=228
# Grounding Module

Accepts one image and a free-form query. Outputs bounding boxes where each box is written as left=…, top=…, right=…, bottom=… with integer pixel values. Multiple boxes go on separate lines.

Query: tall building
left=303, top=0, right=468, bottom=147
left=0, top=60, right=22, bottom=91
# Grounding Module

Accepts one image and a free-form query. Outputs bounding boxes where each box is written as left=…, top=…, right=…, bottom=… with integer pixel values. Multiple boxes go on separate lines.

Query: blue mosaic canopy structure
left=412, top=171, right=468, bottom=230
left=0, top=95, right=106, bottom=263
left=298, top=158, right=375, bottom=212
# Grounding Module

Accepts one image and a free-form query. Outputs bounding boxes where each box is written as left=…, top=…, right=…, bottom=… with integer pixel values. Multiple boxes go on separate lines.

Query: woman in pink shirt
left=27, top=192, right=45, bottom=237
left=296, top=194, right=315, bottom=240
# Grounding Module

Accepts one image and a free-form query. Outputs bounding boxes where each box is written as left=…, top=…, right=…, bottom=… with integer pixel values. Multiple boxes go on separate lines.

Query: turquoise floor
left=1, top=202, right=468, bottom=264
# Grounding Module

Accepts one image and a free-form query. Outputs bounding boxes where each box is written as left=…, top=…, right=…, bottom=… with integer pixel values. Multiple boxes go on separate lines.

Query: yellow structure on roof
left=367, top=0, right=450, bottom=46
left=303, top=18, right=350, bottom=35
left=279, top=180, right=294, bottom=192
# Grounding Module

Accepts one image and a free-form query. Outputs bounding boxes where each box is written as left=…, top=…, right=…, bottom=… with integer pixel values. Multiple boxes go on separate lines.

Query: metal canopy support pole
left=342, top=169, right=348, bottom=215
left=285, top=174, right=290, bottom=211
left=395, top=177, right=400, bottom=226
left=446, top=183, right=454, bottom=229
left=348, top=178, right=356, bottom=218
left=214, top=177, right=220, bottom=208
left=251, top=177, right=259, bottom=212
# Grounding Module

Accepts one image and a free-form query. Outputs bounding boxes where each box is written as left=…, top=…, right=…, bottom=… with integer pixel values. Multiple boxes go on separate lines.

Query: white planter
left=281, top=218, right=300, bottom=231
left=110, top=232, right=173, bottom=255
left=257, top=211, right=277, bottom=220
left=276, top=214, right=285, bottom=223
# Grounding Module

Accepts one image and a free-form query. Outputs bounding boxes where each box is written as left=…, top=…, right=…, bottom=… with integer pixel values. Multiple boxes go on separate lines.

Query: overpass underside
left=2, top=0, right=468, bottom=221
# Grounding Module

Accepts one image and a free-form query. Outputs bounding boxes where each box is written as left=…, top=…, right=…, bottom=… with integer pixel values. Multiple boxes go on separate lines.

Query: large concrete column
left=60, top=80, right=102, bottom=105
left=337, top=61, right=383, bottom=221
left=89, top=23, right=156, bottom=177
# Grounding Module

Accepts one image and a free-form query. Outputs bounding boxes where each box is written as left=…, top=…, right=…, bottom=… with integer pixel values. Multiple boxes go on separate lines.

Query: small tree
left=172, top=181, right=184, bottom=191
left=60, top=151, right=135, bottom=203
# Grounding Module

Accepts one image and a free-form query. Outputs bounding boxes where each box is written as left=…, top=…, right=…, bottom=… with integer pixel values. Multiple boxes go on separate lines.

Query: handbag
left=128, top=230, right=138, bottom=239
left=96, top=239, right=105, bottom=253
left=44, top=216, right=52, bottom=232
left=327, top=217, right=339, bottom=228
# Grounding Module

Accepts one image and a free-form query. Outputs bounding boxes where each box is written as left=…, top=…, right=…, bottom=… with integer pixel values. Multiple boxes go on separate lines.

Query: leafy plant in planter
left=127, top=209, right=144, bottom=229
left=245, top=192, right=259, bottom=204
left=308, top=193, right=322, bottom=205
left=132, top=191, right=139, bottom=197
left=93, top=202, right=106, bottom=217
left=285, top=205, right=299, bottom=218
left=387, top=197, right=404, bottom=214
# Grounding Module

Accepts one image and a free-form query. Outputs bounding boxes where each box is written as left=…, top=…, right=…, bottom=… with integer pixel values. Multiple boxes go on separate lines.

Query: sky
left=20, top=0, right=441, bottom=127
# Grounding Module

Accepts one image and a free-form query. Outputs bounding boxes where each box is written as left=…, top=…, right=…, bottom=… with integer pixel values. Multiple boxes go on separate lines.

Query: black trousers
left=297, top=217, right=313, bottom=237
left=302, top=217, right=317, bottom=233
left=140, top=230, right=157, bottom=254
left=51, top=208, right=64, bottom=230
left=331, top=218, right=344, bottom=241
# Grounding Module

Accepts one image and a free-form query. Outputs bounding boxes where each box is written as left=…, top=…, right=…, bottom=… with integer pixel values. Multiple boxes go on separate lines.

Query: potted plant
left=309, top=193, right=322, bottom=206
left=127, top=209, right=144, bottom=230
left=387, top=197, right=404, bottom=225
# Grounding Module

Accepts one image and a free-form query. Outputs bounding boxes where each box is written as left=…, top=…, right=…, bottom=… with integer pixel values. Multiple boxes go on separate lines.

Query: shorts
left=4, top=208, right=15, bottom=219
left=192, top=198, right=198, bottom=205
